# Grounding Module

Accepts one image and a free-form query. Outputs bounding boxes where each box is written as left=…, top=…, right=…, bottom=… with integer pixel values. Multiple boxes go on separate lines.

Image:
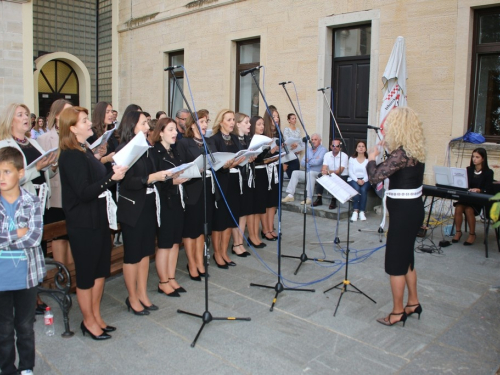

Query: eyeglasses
left=332, top=145, right=340, bottom=148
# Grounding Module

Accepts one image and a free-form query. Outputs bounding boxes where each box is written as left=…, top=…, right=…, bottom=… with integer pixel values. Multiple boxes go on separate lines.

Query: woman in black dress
left=230, top=112, right=254, bottom=256
left=117, top=111, right=172, bottom=315
left=152, top=118, right=189, bottom=296
left=59, top=106, right=127, bottom=339
left=452, top=147, right=493, bottom=246
left=367, top=107, right=425, bottom=327
left=210, top=109, right=245, bottom=267
left=176, top=109, right=214, bottom=280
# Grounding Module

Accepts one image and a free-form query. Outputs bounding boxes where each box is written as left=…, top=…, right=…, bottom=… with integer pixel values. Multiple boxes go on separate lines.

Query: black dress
left=117, top=146, right=158, bottom=264
left=211, top=132, right=242, bottom=231
left=266, top=134, right=283, bottom=208
left=454, top=166, right=494, bottom=215
left=236, top=135, right=254, bottom=217
left=252, top=142, right=273, bottom=215
left=153, top=142, right=184, bottom=248
left=59, top=148, right=116, bottom=289
left=367, top=148, right=425, bottom=276
left=176, top=137, right=215, bottom=239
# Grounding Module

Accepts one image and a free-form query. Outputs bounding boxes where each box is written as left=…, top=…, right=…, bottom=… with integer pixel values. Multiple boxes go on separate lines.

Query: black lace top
left=366, top=148, right=424, bottom=190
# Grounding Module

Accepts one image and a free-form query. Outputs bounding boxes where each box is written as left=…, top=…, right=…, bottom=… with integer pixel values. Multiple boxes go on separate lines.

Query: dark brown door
left=331, top=56, right=370, bottom=156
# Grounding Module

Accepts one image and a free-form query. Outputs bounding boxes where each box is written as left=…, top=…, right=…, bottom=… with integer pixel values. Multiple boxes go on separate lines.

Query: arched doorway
left=37, top=60, right=79, bottom=117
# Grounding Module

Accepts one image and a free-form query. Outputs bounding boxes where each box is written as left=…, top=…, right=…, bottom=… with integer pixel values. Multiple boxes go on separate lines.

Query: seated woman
left=452, top=147, right=494, bottom=246
left=347, top=140, right=370, bottom=222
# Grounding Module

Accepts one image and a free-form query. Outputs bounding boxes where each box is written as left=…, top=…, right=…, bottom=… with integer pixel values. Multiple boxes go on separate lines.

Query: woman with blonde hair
left=210, top=109, right=245, bottom=267
left=367, top=106, right=425, bottom=327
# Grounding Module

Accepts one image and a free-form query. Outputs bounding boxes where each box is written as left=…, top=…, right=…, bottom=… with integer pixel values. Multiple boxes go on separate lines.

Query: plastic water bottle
left=44, top=307, right=54, bottom=336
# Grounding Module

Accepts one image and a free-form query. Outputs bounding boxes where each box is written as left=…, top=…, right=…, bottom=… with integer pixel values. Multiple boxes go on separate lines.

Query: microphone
left=278, top=81, right=292, bottom=85
left=164, top=65, right=181, bottom=71
left=240, top=66, right=263, bottom=77
left=367, top=125, right=381, bottom=130
left=317, top=87, right=331, bottom=91
left=302, top=135, right=310, bottom=143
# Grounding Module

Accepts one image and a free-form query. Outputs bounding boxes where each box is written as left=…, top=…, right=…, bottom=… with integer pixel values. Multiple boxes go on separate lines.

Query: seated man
left=312, top=139, right=349, bottom=209
left=282, top=133, right=327, bottom=204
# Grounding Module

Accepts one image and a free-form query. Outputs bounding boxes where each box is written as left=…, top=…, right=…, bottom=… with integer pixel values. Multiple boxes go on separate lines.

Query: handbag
left=0, top=250, right=29, bottom=291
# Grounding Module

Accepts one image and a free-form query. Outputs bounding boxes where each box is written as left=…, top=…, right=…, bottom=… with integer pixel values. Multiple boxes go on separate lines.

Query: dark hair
left=91, top=101, right=112, bottom=138
left=151, top=117, right=176, bottom=144
left=263, top=105, right=278, bottom=137
left=351, top=140, right=368, bottom=158
left=121, top=104, right=142, bottom=121
left=0, top=147, right=24, bottom=170
left=155, top=111, right=166, bottom=119
left=185, top=109, right=209, bottom=138
left=470, top=147, right=490, bottom=171
left=287, top=113, right=296, bottom=120
left=143, top=112, right=151, bottom=118
left=119, top=111, right=144, bottom=144
left=249, top=116, right=264, bottom=138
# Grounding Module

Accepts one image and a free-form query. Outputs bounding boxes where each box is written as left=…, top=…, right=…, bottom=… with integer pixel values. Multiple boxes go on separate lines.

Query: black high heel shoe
left=101, top=325, right=116, bottom=333
left=80, top=321, right=111, bottom=340
left=247, top=239, right=266, bottom=248
left=232, top=244, right=250, bottom=257
left=225, top=260, right=236, bottom=266
left=463, top=233, right=476, bottom=246
left=214, top=257, right=229, bottom=269
left=125, top=297, right=150, bottom=316
left=376, top=311, right=407, bottom=327
left=405, top=303, right=423, bottom=319
left=263, top=231, right=277, bottom=241
left=140, top=300, right=159, bottom=310
left=186, top=264, right=201, bottom=281
left=169, top=278, right=186, bottom=293
left=451, top=230, right=462, bottom=243
left=158, top=280, right=180, bottom=297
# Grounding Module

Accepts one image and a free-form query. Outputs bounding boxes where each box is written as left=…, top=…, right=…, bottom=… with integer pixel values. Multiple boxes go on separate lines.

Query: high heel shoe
left=463, top=233, right=476, bottom=246
left=80, top=321, right=111, bottom=340
left=214, top=257, right=229, bottom=269
left=186, top=264, right=201, bottom=281
left=101, top=325, right=116, bottom=332
left=158, top=281, right=180, bottom=297
left=140, top=300, right=159, bottom=310
left=232, top=244, right=250, bottom=257
left=263, top=231, right=277, bottom=241
left=405, top=303, right=423, bottom=319
left=125, top=297, right=150, bottom=316
left=225, top=260, right=236, bottom=266
left=247, top=239, right=266, bottom=249
left=169, top=278, right=186, bottom=293
left=376, top=311, right=407, bottom=327
left=451, top=230, right=462, bottom=243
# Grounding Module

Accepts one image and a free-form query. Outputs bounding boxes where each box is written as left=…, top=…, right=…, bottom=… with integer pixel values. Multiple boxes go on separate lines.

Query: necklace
left=13, top=135, right=28, bottom=145
left=79, top=142, right=86, bottom=151
left=238, top=135, right=244, bottom=141
left=222, top=133, right=231, bottom=141
left=474, top=169, right=482, bottom=175
left=193, top=136, right=203, bottom=144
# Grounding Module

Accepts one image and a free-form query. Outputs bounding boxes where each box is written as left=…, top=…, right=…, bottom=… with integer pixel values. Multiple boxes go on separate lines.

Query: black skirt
left=121, top=193, right=157, bottom=264
left=67, top=199, right=111, bottom=289
left=385, top=197, right=424, bottom=276
left=266, top=164, right=281, bottom=209
left=253, top=167, right=268, bottom=215
left=182, top=177, right=213, bottom=239
left=158, top=193, right=184, bottom=248
left=239, top=177, right=254, bottom=217
left=212, top=172, right=240, bottom=231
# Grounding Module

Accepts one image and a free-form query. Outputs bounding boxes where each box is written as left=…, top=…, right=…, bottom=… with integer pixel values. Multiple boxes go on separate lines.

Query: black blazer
left=176, top=137, right=215, bottom=205
left=59, top=148, right=116, bottom=229
left=116, top=145, right=157, bottom=227
left=153, top=142, right=182, bottom=205
left=211, top=132, right=242, bottom=199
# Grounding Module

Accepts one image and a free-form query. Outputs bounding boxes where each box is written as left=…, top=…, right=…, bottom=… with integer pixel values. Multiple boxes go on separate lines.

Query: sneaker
left=359, top=211, right=367, bottom=221
left=312, top=197, right=323, bottom=207
left=21, top=370, right=34, bottom=375
left=300, top=198, right=312, bottom=205
left=351, top=212, right=358, bottom=222
left=282, top=195, right=294, bottom=203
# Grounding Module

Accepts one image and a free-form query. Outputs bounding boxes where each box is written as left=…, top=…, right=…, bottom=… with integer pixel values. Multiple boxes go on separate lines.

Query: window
left=470, top=7, right=500, bottom=140
left=236, top=39, right=260, bottom=116
left=168, top=51, right=184, bottom=118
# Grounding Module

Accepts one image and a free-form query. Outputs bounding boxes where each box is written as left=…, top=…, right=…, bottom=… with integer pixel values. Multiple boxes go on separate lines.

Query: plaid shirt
left=0, top=188, right=45, bottom=288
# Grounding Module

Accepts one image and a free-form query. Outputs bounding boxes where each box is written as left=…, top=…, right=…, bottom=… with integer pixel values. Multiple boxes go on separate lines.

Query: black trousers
left=0, top=286, right=38, bottom=375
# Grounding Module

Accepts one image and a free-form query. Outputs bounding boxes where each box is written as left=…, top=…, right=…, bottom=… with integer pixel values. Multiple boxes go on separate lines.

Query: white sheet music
left=167, top=162, right=201, bottom=179
left=450, top=167, right=468, bottom=189
left=249, top=134, right=273, bottom=150
left=192, top=152, right=236, bottom=172
left=26, top=147, right=58, bottom=170
left=112, top=132, right=149, bottom=167
left=284, top=137, right=305, bottom=153
left=234, top=148, right=263, bottom=166
left=89, top=125, right=117, bottom=150
left=317, top=174, right=359, bottom=204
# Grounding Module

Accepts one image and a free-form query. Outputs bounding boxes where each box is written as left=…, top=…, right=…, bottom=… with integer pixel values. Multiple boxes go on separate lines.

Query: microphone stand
left=247, top=70, right=315, bottom=311
left=319, top=88, right=351, bottom=245
left=279, top=83, right=334, bottom=275
left=167, top=67, right=250, bottom=347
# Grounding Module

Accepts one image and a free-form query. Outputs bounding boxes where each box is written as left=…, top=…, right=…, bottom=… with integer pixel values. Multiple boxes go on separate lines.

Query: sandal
left=451, top=230, right=462, bottom=243
left=376, top=311, right=407, bottom=327
left=463, top=233, right=476, bottom=246
left=168, top=278, right=186, bottom=293
left=231, top=244, right=250, bottom=257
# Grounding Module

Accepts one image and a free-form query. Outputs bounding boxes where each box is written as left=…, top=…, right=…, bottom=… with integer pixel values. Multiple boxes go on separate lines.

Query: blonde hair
left=384, top=107, right=425, bottom=163
left=0, top=103, right=30, bottom=140
left=212, top=109, right=234, bottom=135
left=47, top=99, right=72, bottom=130
left=232, top=112, right=249, bottom=135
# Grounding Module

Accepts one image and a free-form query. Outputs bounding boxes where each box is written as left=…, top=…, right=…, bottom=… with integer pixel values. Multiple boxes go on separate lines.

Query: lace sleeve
left=366, top=148, right=411, bottom=185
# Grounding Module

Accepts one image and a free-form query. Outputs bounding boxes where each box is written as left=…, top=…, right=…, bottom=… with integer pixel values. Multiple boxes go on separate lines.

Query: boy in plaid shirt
left=0, top=147, right=45, bottom=375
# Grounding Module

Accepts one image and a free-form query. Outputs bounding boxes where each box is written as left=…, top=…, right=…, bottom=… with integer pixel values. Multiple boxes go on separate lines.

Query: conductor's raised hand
left=368, top=145, right=380, bottom=161
left=111, top=165, right=128, bottom=181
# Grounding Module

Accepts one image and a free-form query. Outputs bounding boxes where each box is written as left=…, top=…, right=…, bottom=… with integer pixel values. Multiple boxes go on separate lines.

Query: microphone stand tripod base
left=323, top=279, right=376, bottom=317
left=250, top=280, right=315, bottom=312
left=358, top=226, right=385, bottom=243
